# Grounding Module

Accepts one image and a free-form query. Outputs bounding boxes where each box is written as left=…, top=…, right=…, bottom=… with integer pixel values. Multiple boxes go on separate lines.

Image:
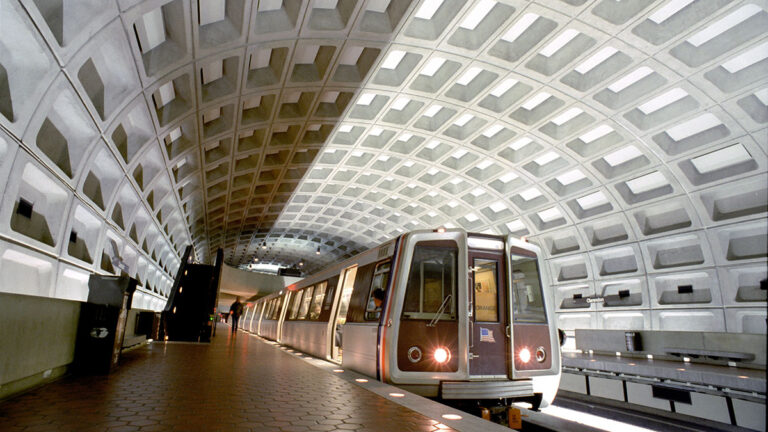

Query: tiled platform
left=0, top=323, right=508, bottom=432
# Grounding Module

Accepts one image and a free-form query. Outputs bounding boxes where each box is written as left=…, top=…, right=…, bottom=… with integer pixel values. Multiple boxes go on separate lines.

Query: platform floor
left=0, top=323, right=515, bottom=432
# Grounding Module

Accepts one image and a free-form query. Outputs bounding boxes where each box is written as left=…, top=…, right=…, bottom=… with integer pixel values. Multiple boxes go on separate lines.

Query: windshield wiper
left=427, top=294, right=452, bottom=327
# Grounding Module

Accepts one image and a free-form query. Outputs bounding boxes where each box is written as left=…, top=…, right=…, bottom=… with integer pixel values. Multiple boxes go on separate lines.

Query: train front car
left=380, top=229, right=560, bottom=410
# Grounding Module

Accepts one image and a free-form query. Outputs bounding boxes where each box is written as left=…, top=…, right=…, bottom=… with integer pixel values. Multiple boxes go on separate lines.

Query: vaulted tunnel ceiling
left=1, top=0, right=766, bottom=307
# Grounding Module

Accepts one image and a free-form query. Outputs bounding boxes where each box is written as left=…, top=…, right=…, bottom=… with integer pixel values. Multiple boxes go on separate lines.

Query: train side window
left=474, top=258, right=499, bottom=322
left=308, top=281, right=327, bottom=320
left=271, top=296, right=283, bottom=320
left=402, top=241, right=457, bottom=321
left=319, top=276, right=338, bottom=322
left=365, top=261, right=391, bottom=321
left=289, top=290, right=303, bottom=320
left=510, top=254, right=547, bottom=323
left=298, top=285, right=314, bottom=319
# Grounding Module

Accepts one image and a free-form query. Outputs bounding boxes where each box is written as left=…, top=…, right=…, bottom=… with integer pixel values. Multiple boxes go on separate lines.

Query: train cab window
left=473, top=259, right=499, bottom=322
left=510, top=254, right=546, bottom=323
left=289, top=290, right=303, bottom=320
left=402, top=241, right=457, bottom=321
left=298, top=285, right=314, bottom=319
left=365, top=261, right=391, bottom=321
left=308, top=281, right=327, bottom=320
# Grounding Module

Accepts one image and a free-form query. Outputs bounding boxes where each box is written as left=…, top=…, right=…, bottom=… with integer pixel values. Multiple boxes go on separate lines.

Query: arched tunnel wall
left=0, top=0, right=766, bottom=351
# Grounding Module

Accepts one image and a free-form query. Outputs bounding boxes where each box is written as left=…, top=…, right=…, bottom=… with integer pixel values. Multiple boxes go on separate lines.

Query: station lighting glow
left=355, top=378, right=368, bottom=383
left=441, top=414, right=462, bottom=420
left=519, top=348, right=531, bottom=363
left=389, top=393, right=405, bottom=398
left=333, top=369, right=344, bottom=373
left=540, top=405, right=656, bottom=432
left=434, top=347, right=450, bottom=363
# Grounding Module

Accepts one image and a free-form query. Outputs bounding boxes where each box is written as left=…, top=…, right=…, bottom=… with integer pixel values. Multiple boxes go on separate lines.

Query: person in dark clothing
left=372, top=289, right=385, bottom=309
left=230, top=297, right=244, bottom=334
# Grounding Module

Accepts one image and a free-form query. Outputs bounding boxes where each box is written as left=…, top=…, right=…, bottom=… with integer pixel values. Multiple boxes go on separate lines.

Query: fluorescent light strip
left=476, top=159, right=493, bottom=170
left=575, top=47, right=618, bottom=74
left=489, top=201, right=507, bottom=212
left=423, top=105, right=443, bottom=117
left=534, top=151, right=558, bottom=166
left=688, top=5, right=761, bottom=47
left=666, top=113, right=721, bottom=141
left=456, top=67, right=482, bottom=85
left=579, top=124, right=613, bottom=143
left=420, top=57, right=446, bottom=76
left=637, top=88, right=688, bottom=114
left=521, top=92, right=552, bottom=110
left=414, top=0, right=444, bottom=20
left=459, top=0, right=495, bottom=30
left=722, top=41, right=768, bottom=73
left=453, top=114, right=474, bottom=127
left=464, top=212, right=479, bottom=222
left=509, top=137, right=532, bottom=150
left=506, top=219, right=525, bottom=231
left=691, top=144, right=752, bottom=174
left=482, top=124, right=504, bottom=137
left=576, top=192, right=607, bottom=210
left=369, top=127, right=383, bottom=136
left=556, top=169, right=586, bottom=186
left=538, top=207, right=562, bottom=222
left=519, top=187, right=542, bottom=201
left=540, top=29, right=580, bottom=58
left=626, top=171, right=668, bottom=194
left=451, top=149, right=468, bottom=159
left=357, top=93, right=376, bottom=106
left=551, top=107, right=583, bottom=126
left=649, top=0, right=694, bottom=24
left=490, top=78, right=518, bottom=97
left=381, top=50, right=406, bottom=69
left=604, top=145, right=642, bottom=167
left=608, top=67, right=654, bottom=93
left=498, top=172, right=518, bottom=182
left=391, top=97, right=410, bottom=110
left=502, top=13, right=538, bottom=42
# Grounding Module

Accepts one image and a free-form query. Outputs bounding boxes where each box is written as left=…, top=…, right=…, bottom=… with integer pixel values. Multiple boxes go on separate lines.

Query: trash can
left=73, top=275, right=137, bottom=374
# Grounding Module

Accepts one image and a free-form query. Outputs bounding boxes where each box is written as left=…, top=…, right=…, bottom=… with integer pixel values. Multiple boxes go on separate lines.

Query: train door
left=468, top=246, right=509, bottom=377
left=506, top=237, right=557, bottom=379
left=328, top=265, right=357, bottom=362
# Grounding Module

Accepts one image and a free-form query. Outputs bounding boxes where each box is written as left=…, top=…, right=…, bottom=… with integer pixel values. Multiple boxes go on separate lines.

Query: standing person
left=230, top=297, right=244, bottom=334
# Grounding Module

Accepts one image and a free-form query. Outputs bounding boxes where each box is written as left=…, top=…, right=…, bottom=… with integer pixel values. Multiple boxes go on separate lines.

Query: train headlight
left=519, top=347, right=531, bottom=363
left=408, top=346, right=423, bottom=363
left=434, top=347, right=450, bottom=364
left=536, top=346, right=547, bottom=363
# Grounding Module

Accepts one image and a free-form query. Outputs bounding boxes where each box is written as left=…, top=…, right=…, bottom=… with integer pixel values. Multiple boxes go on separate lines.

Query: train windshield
left=510, top=251, right=546, bottom=323
left=402, top=241, right=457, bottom=321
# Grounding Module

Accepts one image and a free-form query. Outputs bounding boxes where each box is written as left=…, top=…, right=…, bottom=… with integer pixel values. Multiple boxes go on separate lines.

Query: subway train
left=242, top=229, right=561, bottom=409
